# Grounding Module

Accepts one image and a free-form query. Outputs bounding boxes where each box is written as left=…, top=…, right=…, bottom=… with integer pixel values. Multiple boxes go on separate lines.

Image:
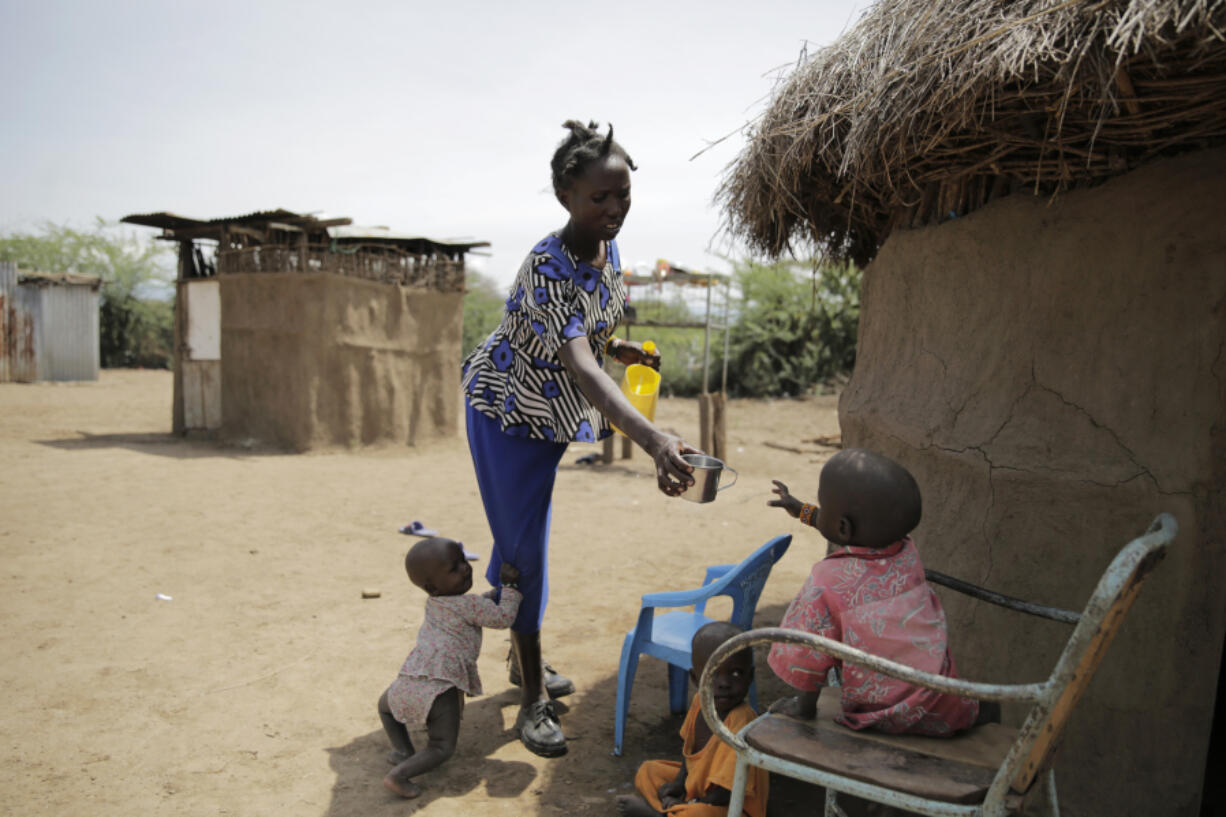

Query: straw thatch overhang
left=719, top=0, right=1226, bottom=266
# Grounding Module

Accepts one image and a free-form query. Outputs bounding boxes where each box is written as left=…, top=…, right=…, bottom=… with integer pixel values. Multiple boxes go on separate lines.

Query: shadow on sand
left=36, top=431, right=287, bottom=460
left=323, top=690, right=538, bottom=816
left=323, top=604, right=897, bottom=817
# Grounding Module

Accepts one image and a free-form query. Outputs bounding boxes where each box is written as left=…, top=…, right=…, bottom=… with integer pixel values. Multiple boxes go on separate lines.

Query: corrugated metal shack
left=0, top=260, right=101, bottom=382
left=120, top=210, right=487, bottom=450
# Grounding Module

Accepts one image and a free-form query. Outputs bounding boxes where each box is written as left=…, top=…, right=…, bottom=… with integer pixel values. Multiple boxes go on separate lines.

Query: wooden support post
left=713, top=393, right=726, bottom=461
left=700, top=394, right=711, bottom=455
left=172, top=241, right=192, bottom=436
left=601, top=432, right=633, bottom=462
left=699, top=392, right=727, bottom=461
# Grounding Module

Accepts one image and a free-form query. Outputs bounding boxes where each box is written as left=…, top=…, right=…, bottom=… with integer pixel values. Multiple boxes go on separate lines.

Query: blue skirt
left=466, top=403, right=569, bottom=633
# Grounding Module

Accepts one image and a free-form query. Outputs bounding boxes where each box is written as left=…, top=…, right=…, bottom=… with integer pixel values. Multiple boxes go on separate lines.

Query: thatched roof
left=719, top=0, right=1226, bottom=265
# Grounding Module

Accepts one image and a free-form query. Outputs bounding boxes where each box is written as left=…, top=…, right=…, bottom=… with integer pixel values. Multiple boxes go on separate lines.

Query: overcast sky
left=1, top=0, right=868, bottom=288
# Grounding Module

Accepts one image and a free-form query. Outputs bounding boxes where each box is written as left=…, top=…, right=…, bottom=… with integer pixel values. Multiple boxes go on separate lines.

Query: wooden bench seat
left=743, top=692, right=1019, bottom=806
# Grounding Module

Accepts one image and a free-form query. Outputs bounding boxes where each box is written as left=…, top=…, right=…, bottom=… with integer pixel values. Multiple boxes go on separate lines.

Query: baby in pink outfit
left=377, top=537, right=522, bottom=798
left=766, top=449, right=983, bottom=735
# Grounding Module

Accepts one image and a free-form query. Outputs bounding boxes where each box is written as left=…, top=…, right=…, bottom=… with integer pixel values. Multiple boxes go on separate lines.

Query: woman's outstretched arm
left=557, top=337, right=697, bottom=496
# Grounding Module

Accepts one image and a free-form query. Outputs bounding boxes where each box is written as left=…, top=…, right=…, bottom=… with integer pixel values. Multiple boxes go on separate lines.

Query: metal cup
left=678, top=454, right=738, bottom=503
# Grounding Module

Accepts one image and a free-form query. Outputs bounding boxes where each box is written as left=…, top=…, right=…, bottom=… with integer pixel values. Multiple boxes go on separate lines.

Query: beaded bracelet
left=799, top=503, right=818, bottom=527
left=604, top=336, right=621, bottom=356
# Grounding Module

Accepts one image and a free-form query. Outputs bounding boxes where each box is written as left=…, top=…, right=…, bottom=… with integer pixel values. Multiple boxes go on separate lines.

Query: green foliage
left=99, top=288, right=174, bottom=369
left=722, top=258, right=860, bottom=397
left=462, top=269, right=508, bottom=356
left=616, top=259, right=859, bottom=398
left=0, top=220, right=174, bottom=368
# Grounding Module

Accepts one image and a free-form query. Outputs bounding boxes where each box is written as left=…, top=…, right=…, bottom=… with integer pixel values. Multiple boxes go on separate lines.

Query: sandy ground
left=0, top=370, right=846, bottom=817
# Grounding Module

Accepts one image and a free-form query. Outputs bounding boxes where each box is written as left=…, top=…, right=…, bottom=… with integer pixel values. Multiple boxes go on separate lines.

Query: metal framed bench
left=697, top=514, right=1177, bottom=817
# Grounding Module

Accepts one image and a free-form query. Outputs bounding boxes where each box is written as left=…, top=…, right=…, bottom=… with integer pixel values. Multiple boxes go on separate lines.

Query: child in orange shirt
left=616, top=622, right=768, bottom=817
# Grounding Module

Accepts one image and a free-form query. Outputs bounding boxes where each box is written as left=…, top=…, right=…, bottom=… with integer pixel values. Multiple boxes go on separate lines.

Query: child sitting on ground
left=767, top=448, right=985, bottom=734
left=377, top=537, right=522, bottom=798
left=616, top=621, right=769, bottom=817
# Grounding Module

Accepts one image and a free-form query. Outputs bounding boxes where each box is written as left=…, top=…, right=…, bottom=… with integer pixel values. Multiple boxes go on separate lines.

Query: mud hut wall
left=313, top=274, right=462, bottom=448
left=839, top=148, right=1226, bottom=816
left=219, top=272, right=462, bottom=450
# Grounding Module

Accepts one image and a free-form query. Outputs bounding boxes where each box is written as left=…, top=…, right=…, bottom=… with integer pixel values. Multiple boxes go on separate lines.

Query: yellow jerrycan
left=614, top=340, right=661, bottom=436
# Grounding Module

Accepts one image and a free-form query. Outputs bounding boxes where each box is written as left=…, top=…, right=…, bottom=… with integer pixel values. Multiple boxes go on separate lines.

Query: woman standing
left=462, top=120, right=699, bottom=757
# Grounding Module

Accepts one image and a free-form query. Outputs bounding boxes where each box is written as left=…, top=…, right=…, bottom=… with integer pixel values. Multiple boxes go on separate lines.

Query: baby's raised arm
left=769, top=480, right=805, bottom=519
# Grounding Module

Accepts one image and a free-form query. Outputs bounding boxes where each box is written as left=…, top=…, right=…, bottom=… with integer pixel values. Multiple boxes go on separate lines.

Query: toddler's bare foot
left=769, top=695, right=817, bottom=719
left=383, top=773, right=423, bottom=799
left=386, top=749, right=410, bottom=766
left=616, top=793, right=663, bottom=817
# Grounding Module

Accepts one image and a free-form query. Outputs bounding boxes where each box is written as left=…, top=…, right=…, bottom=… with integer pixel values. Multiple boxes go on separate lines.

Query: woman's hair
left=550, top=120, right=637, bottom=192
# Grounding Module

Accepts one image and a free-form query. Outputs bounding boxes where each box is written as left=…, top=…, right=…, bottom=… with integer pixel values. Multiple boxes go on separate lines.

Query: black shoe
left=507, top=654, right=576, bottom=699
left=515, top=700, right=567, bottom=757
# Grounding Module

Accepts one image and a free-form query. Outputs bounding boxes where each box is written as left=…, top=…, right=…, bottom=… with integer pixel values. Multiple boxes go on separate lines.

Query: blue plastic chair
left=612, top=534, right=792, bottom=756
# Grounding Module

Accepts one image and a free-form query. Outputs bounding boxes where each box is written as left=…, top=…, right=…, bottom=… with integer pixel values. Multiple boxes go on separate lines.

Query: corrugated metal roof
left=121, top=210, right=488, bottom=255
left=327, top=225, right=489, bottom=253
left=17, top=269, right=102, bottom=289
left=121, top=209, right=308, bottom=230
left=0, top=262, right=99, bottom=382
left=121, top=212, right=208, bottom=230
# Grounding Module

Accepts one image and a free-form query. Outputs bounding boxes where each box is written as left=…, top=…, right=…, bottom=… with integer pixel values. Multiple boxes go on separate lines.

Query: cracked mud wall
left=220, top=273, right=462, bottom=451
left=841, top=148, right=1226, bottom=816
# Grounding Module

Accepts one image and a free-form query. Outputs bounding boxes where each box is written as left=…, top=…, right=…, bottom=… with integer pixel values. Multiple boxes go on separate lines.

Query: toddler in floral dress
left=377, top=537, right=522, bottom=798
left=766, top=449, right=983, bottom=735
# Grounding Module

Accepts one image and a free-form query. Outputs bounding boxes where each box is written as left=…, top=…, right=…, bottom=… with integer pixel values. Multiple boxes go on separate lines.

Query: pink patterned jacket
left=399, top=587, right=522, bottom=696
left=768, top=537, right=979, bottom=735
